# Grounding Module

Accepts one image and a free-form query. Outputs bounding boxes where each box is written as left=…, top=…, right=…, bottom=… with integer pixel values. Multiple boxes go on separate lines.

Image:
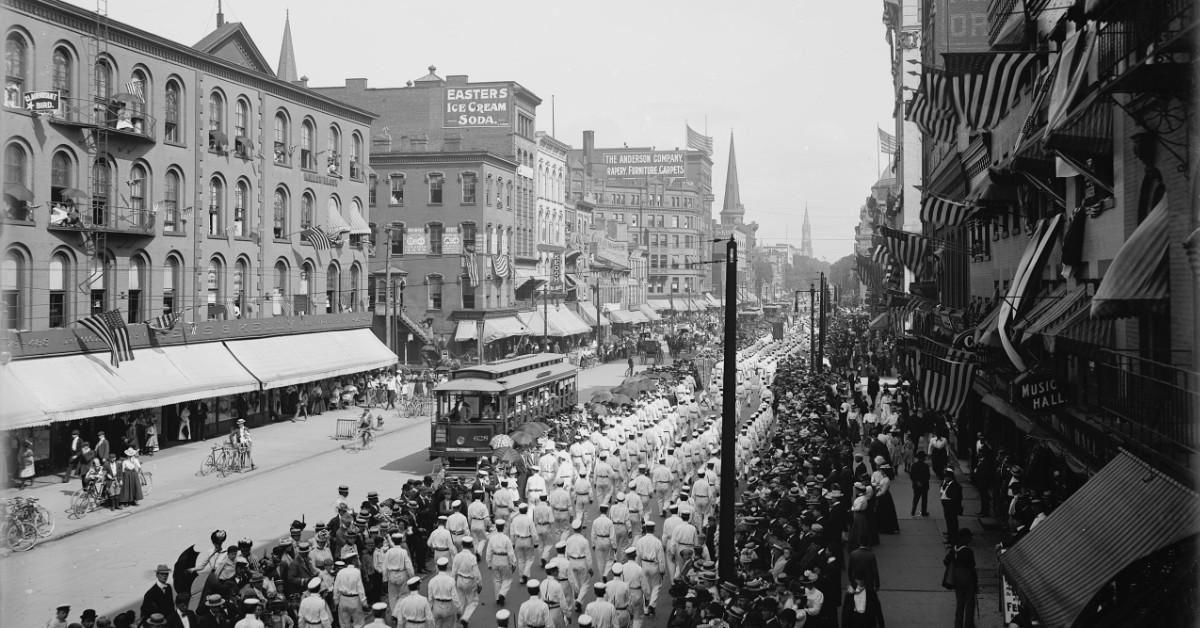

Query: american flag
left=919, top=351, right=976, bottom=415
left=856, top=254, right=883, bottom=294
left=303, top=225, right=333, bottom=252
left=880, top=225, right=933, bottom=275
left=147, top=312, right=179, bottom=333
left=947, top=52, right=1040, bottom=132
left=920, top=192, right=976, bottom=228
left=905, top=69, right=958, bottom=143
left=686, top=125, right=713, bottom=155
left=77, top=310, right=134, bottom=367
left=492, top=253, right=510, bottom=279
left=878, top=128, right=898, bottom=153
left=462, top=246, right=479, bottom=286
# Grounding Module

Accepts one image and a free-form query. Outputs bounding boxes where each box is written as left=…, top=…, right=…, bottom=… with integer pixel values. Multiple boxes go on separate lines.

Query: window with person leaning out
left=446, top=395, right=499, bottom=422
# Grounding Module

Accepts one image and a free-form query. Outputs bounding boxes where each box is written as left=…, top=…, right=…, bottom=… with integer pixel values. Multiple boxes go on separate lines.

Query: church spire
left=276, top=11, right=298, bottom=82
left=721, top=131, right=744, bottom=225
left=800, top=203, right=813, bottom=258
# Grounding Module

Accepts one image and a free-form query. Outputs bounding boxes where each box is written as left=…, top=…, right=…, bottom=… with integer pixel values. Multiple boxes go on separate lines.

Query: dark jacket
left=166, top=608, right=198, bottom=628
left=141, top=581, right=175, bottom=620
left=847, top=547, right=881, bottom=592
left=909, top=460, right=930, bottom=489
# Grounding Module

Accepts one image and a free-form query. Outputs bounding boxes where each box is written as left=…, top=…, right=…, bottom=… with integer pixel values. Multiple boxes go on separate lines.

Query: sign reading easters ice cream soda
left=443, top=86, right=512, bottom=127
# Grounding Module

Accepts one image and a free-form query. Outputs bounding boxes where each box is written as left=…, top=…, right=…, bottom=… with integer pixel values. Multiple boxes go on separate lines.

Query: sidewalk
left=0, top=404, right=419, bottom=555
left=872, top=452, right=1005, bottom=627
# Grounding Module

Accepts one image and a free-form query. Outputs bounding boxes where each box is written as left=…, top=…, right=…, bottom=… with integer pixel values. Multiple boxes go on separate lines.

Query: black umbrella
left=59, top=187, right=90, bottom=204
left=173, top=544, right=200, bottom=594
left=3, top=182, right=33, bottom=203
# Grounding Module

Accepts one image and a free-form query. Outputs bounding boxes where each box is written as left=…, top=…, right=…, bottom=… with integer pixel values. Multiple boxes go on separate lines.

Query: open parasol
left=517, top=421, right=551, bottom=437
left=610, top=393, right=633, bottom=406
left=490, top=434, right=514, bottom=449
left=492, top=447, right=523, bottom=465
left=590, top=403, right=610, bottom=416
left=509, top=430, right=537, bottom=447
left=590, top=390, right=613, bottom=403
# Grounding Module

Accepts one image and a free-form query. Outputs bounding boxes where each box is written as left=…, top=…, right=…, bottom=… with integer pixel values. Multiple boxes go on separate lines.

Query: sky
left=67, top=0, right=896, bottom=262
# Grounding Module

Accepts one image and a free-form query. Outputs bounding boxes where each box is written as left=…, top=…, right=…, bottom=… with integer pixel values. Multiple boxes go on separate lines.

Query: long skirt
left=876, top=492, right=900, bottom=533
left=119, top=468, right=144, bottom=504
left=848, top=510, right=873, bottom=548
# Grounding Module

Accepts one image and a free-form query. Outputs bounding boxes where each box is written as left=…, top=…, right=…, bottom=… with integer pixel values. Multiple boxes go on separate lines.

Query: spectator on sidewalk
left=841, top=576, right=885, bottom=628
left=940, top=468, right=963, bottom=542
left=910, top=450, right=931, bottom=517
left=946, top=529, right=977, bottom=628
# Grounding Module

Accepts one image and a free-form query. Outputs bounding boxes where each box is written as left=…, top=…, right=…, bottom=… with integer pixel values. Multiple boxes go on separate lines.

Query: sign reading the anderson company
left=599, top=150, right=687, bottom=179
left=2, top=312, right=374, bottom=360
left=443, top=86, right=511, bottom=128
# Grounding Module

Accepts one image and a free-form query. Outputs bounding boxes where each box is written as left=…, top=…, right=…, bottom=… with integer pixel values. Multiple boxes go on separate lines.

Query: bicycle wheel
left=140, top=471, right=153, bottom=497
left=67, top=491, right=89, bottom=519
left=363, top=431, right=376, bottom=450
left=197, top=453, right=215, bottom=477
left=6, top=520, right=37, bottom=552
left=33, top=504, right=54, bottom=538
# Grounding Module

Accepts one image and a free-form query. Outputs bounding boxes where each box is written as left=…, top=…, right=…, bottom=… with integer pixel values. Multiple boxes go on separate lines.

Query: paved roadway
left=1, top=361, right=684, bottom=627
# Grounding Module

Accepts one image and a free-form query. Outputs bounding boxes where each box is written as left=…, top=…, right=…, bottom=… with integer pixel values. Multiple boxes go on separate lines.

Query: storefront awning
left=869, top=312, right=890, bottom=330
left=1042, top=302, right=1115, bottom=349
left=997, top=214, right=1062, bottom=371
left=1091, top=195, right=1170, bottom=319
left=225, top=328, right=396, bottom=389
left=517, top=306, right=589, bottom=338
left=647, top=298, right=672, bottom=311
left=0, top=364, right=50, bottom=430
left=639, top=304, right=662, bottom=321
left=5, top=342, right=261, bottom=424
left=346, top=204, right=371, bottom=236
left=703, top=293, right=721, bottom=308
left=453, top=316, right=530, bottom=343
left=606, top=309, right=641, bottom=324
left=576, top=304, right=610, bottom=327
left=1001, top=450, right=1200, bottom=628
left=554, top=307, right=592, bottom=335
left=1020, top=285, right=1089, bottom=341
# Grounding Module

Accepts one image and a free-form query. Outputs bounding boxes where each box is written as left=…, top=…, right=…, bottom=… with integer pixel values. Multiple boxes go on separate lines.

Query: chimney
left=446, top=75, right=469, bottom=86
left=217, top=0, right=225, bottom=27
left=345, top=78, right=368, bottom=91
left=583, top=130, right=594, bottom=160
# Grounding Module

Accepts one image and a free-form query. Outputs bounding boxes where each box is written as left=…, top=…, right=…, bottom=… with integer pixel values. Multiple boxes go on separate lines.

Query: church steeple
left=800, top=204, right=813, bottom=258
left=276, top=11, right=298, bottom=82
left=720, top=131, right=744, bottom=225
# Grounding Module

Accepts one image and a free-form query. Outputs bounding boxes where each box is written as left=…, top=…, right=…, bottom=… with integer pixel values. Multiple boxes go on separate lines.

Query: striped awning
left=606, top=309, right=641, bottom=324
left=1000, top=450, right=1200, bottom=628
left=639, top=304, right=662, bottom=321
left=1042, top=302, right=1115, bottom=348
left=1091, top=195, right=1170, bottom=319
left=997, top=214, right=1062, bottom=371
left=1020, top=285, right=1089, bottom=341
left=647, top=298, right=672, bottom=311
left=576, top=304, right=610, bottom=328
left=327, top=206, right=353, bottom=235
left=703, top=293, right=721, bottom=308
left=1011, top=284, right=1071, bottom=341
left=346, top=204, right=371, bottom=235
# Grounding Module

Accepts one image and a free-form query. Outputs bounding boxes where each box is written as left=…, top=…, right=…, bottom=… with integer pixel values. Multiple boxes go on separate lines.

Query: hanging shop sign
left=23, top=90, right=60, bottom=113
left=1017, top=374, right=1068, bottom=411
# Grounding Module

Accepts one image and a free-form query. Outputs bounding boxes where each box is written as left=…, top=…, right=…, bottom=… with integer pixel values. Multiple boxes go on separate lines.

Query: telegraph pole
left=818, top=272, right=827, bottom=373
left=718, top=236, right=738, bottom=581
left=384, top=228, right=394, bottom=355
left=809, top=282, right=816, bottom=369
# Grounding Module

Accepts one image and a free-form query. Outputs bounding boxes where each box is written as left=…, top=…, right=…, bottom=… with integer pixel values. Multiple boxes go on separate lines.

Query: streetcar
left=430, top=353, right=578, bottom=472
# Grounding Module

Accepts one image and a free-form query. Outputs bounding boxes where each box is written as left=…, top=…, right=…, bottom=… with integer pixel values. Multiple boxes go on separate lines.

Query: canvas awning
left=554, top=307, right=592, bottom=335
left=606, top=309, right=641, bottom=324
left=327, top=205, right=353, bottom=235
left=577, top=304, right=610, bottom=328
left=647, top=298, right=672, bottom=311
left=869, top=312, right=890, bottom=330
left=703, top=293, right=721, bottom=308
left=453, top=316, right=530, bottom=343
left=1000, top=450, right=1200, bottom=628
left=3, top=342, right=260, bottom=425
left=1020, top=285, right=1089, bottom=341
left=225, top=328, right=396, bottom=389
left=0, top=364, right=50, bottom=430
left=346, top=203, right=371, bottom=235
left=1042, top=301, right=1115, bottom=348
left=1091, top=195, right=1170, bottom=319
left=997, top=214, right=1062, bottom=371
left=639, top=304, right=662, bottom=321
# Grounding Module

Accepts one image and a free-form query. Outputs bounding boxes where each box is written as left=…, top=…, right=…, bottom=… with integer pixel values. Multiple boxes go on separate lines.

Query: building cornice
left=369, top=151, right=518, bottom=169
left=8, top=0, right=377, bottom=124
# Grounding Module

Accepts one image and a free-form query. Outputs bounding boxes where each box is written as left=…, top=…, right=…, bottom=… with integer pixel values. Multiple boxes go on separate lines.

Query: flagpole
left=876, top=127, right=881, bottom=177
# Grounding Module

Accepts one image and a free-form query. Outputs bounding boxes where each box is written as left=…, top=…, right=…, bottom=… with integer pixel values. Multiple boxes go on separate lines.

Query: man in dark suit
left=63, top=429, right=83, bottom=483
left=847, top=542, right=881, bottom=593
left=910, top=450, right=931, bottom=517
left=142, top=564, right=176, bottom=620
left=94, top=431, right=110, bottom=466
left=940, top=468, right=964, bottom=540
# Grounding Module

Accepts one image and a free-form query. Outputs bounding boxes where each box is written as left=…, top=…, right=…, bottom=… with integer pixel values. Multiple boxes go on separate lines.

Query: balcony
left=48, top=202, right=156, bottom=236
left=988, top=0, right=1027, bottom=47
left=1082, top=352, right=1199, bottom=456
left=1095, top=0, right=1195, bottom=94
left=45, top=96, right=157, bottom=143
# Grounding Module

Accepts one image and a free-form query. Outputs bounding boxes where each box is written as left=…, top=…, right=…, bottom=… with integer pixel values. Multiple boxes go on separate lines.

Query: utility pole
left=542, top=285, right=549, bottom=349
left=718, top=236, right=738, bottom=582
left=809, top=282, right=816, bottom=369
left=384, top=228, right=394, bottom=355
left=594, top=276, right=602, bottom=352
left=818, top=272, right=827, bottom=373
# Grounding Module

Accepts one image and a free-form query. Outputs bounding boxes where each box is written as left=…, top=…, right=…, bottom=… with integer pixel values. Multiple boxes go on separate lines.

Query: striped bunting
left=302, top=225, right=333, bottom=252
left=77, top=310, right=135, bottom=367
left=462, top=246, right=479, bottom=286
left=857, top=254, right=883, bottom=294
left=880, top=225, right=933, bottom=275
left=905, top=69, right=957, bottom=143
left=948, top=52, right=1040, bottom=132
left=920, top=192, right=976, bottom=228
left=918, top=351, right=976, bottom=415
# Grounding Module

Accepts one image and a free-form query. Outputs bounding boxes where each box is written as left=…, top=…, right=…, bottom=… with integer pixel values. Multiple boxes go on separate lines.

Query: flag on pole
left=147, top=312, right=179, bottom=333
left=302, top=225, right=333, bottom=252
left=947, top=52, right=1040, bottom=132
left=920, top=192, right=976, bottom=228
left=918, top=351, right=976, bottom=415
left=462, top=246, right=479, bottom=286
left=878, top=128, right=898, bottom=153
left=686, top=125, right=713, bottom=155
left=880, top=225, right=934, bottom=275
left=77, top=310, right=134, bottom=367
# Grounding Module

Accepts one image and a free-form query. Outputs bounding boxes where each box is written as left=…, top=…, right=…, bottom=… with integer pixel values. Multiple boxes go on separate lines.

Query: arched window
left=234, top=258, right=248, bottom=318
left=349, top=264, right=361, bottom=312
left=206, top=257, right=224, bottom=319
left=49, top=252, right=71, bottom=327
left=2, top=249, right=27, bottom=329
left=163, top=169, right=181, bottom=231
left=234, top=98, right=249, bottom=139
left=300, top=119, right=315, bottom=169
left=273, top=110, right=289, bottom=165
left=208, top=176, right=224, bottom=235
left=273, top=260, right=289, bottom=315
left=50, top=150, right=74, bottom=204
left=94, top=57, right=113, bottom=102
left=4, top=142, right=30, bottom=220
left=5, top=33, right=28, bottom=107
left=234, top=179, right=249, bottom=237
left=350, top=133, right=363, bottom=179
left=129, top=163, right=149, bottom=229
left=127, top=67, right=150, bottom=134
left=207, top=91, right=225, bottom=150
left=300, top=192, right=314, bottom=237
left=163, top=255, right=181, bottom=316
left=299, top=261, right=314, bottom=314
left=326, top=262, right=341, bottom=313
left=326, top=125, right=341, bottom=175
left=273, top=187, right=288, bottom=239
left=52, top=47, right=72, bottom=101
left=92, top=157, right=113, bottom=226
left=427, top=275, right=444, bottom=310
left=164, top=79, right=182, bottom=143
left=127, top=256, right=146, bottom=323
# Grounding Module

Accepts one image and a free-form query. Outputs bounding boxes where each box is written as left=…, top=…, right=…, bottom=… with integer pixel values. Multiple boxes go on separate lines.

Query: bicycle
left=4, top=496, right=53, bottom=539
left=139, top=468, right=154, bottom=497
left=67, top=483, right=105, bottom=520
left=1, top=518, right=38, bottom=552
left=198, top=445, right=238, bottom=477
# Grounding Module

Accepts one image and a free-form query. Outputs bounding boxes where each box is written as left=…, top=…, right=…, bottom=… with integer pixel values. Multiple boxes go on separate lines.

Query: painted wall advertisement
left=599, top=150, right=687, bottom=179
left=442, top=226, right=462, bottom=255
left=443, top=86, right=511, bottom=127
left=937, top=0, right=990, bottom=53
left=405, top=230, right=430, bottom=255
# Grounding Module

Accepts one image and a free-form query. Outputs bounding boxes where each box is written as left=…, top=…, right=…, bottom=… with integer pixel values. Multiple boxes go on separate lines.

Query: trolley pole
left=718, top=236, right=738, bottom=581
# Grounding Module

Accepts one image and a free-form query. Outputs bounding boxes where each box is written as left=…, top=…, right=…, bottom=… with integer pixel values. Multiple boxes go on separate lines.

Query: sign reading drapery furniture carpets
left=443, top=86, right=511, bottom=127
left=599, top=150, right=687, bottom=179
